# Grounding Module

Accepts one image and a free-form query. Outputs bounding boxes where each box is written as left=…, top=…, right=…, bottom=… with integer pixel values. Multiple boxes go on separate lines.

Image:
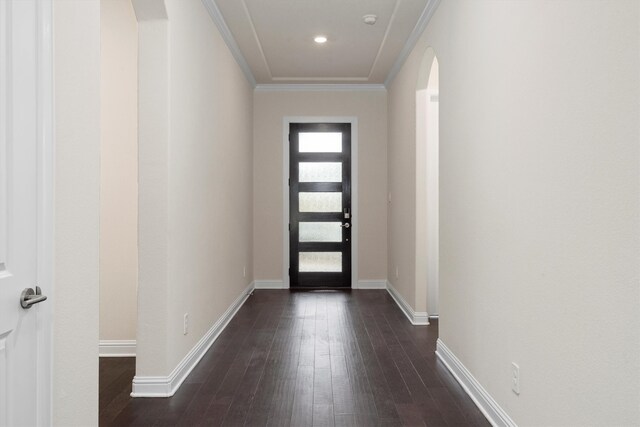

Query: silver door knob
left=340, top=223, right=350, bottom=228
left=20, top=286, right=47, bottom=309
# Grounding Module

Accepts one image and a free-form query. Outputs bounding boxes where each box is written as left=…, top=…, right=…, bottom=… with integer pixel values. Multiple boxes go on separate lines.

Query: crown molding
left=255, top=84, right=387, bottom=92
left=384, top=0, right=442, bottom=88
left=201, top=0, right=257, bottom=87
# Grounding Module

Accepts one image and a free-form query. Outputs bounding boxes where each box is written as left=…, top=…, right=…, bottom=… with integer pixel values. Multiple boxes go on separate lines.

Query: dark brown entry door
left=289, top=123, right=351, bottom=288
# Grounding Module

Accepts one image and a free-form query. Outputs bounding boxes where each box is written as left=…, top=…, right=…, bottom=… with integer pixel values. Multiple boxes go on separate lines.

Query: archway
left=415, top=48, right=439, bottom=318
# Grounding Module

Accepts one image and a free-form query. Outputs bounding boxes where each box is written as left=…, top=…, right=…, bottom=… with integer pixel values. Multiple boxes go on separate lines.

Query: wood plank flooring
left=100, top=290, right=489, bottom=426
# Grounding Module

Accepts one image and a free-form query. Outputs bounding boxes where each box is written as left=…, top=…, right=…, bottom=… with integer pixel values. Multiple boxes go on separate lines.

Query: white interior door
left=0, top=1, right=52, bottom=426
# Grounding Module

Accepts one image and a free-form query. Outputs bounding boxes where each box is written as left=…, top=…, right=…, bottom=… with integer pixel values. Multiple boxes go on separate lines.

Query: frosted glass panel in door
left=299, top=192, right=342, bottom=212
left=299, top=162, right=342, bottom=182
left=299, top=222, right=342, bottom=242
left=299, top=132, right=342, bottom=152
left=299, top=252, right=342, bottom=272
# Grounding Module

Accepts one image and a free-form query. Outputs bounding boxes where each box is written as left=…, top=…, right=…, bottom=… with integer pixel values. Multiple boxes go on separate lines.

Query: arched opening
left=415, top=48, right=439, bottom=318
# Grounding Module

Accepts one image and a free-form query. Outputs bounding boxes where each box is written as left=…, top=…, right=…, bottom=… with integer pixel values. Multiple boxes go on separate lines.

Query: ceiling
left=209, top=0, right=436, bottom=86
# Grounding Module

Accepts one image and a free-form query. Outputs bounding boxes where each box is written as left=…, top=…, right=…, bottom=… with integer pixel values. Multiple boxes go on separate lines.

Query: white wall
left=53, top=0, right=101, bottom=424
left=164, top=0, right=253, bottom=372
left=100, top=0, right=138, bottom=344
left=135, top=0, right=254, bottom=377
left=388, top=1, right=640, bottom=425
left=253, top=90, right=388, bottom=284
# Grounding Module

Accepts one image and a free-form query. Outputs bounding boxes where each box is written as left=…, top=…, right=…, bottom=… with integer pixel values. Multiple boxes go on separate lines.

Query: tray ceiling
left=211, top=0, right=434, bottom=85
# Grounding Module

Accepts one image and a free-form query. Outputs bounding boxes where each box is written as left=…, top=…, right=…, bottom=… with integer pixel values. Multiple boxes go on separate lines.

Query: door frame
left=282, top=116, right=358, bottom=289
left=36, top=0, right=54, bottom=423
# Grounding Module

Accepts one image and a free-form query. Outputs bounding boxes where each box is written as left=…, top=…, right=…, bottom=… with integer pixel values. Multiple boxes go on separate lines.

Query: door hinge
left=288, top=223, right=291, bottom=231
left=288, top=268, right=291, bottom=276
left=288, top=178, right=291, bottom=186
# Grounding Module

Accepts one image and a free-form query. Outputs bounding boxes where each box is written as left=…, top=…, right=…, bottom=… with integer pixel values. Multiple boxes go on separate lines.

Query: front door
left=289, top=123, right=351, bottom=288
left=0, top=1, right=52, bottom=425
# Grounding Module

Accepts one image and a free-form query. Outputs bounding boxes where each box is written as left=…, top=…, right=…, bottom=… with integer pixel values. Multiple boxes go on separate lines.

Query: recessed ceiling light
left=314, top=36, right=327, bottom=44
left=363, top=14, right=377, bottom=25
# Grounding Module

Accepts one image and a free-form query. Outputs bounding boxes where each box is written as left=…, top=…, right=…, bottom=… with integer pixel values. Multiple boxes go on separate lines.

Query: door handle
left=340, top=223, right=350, bottom=229
left=20, top=286, right=47, bottom=309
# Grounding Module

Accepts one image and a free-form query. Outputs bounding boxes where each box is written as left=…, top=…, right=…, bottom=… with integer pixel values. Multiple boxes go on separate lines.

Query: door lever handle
left=340, top=223, right=350, bottom=229
left=20, top=286, right=47, bottom=309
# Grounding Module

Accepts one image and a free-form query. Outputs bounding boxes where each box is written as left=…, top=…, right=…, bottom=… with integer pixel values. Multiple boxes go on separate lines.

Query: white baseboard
left=386, top=281, right=429, bottom=325
left=254, top=280, right=285, bottom=289
left=255, top=279, right=388, bottom=290
left=131, top=282, right=255, bottom=397
left=355, top=280, right=388, bottom=289
left=436, top=339, right=517, bottom=427
left=99, top=340, right=136, bottom=357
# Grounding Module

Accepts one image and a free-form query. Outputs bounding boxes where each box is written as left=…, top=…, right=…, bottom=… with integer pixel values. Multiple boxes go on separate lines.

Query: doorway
left=416, top=49, right=439, bottom=317
left=289, top=123, right=352, bottom=288
left=98, top=0, right=138, bottom=359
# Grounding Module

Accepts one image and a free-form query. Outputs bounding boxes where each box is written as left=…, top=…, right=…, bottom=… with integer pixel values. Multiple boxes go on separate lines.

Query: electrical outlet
left=243, top=265, right=246, bottom=278
left=511, top=362, right=520, bottom=395
left=183, top=313, right=189, bottom=335
left=395, top=266, right=399, bottom=279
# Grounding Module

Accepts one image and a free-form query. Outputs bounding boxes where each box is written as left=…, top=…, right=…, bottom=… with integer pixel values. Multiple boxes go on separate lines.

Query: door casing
left=36, top=1, right=54, bottom=422
left=283, top=117, right=358, bottom=289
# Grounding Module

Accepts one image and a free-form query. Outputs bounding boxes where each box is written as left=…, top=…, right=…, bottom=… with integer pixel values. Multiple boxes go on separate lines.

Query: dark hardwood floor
left=100, top=290, right=489, bottom=426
